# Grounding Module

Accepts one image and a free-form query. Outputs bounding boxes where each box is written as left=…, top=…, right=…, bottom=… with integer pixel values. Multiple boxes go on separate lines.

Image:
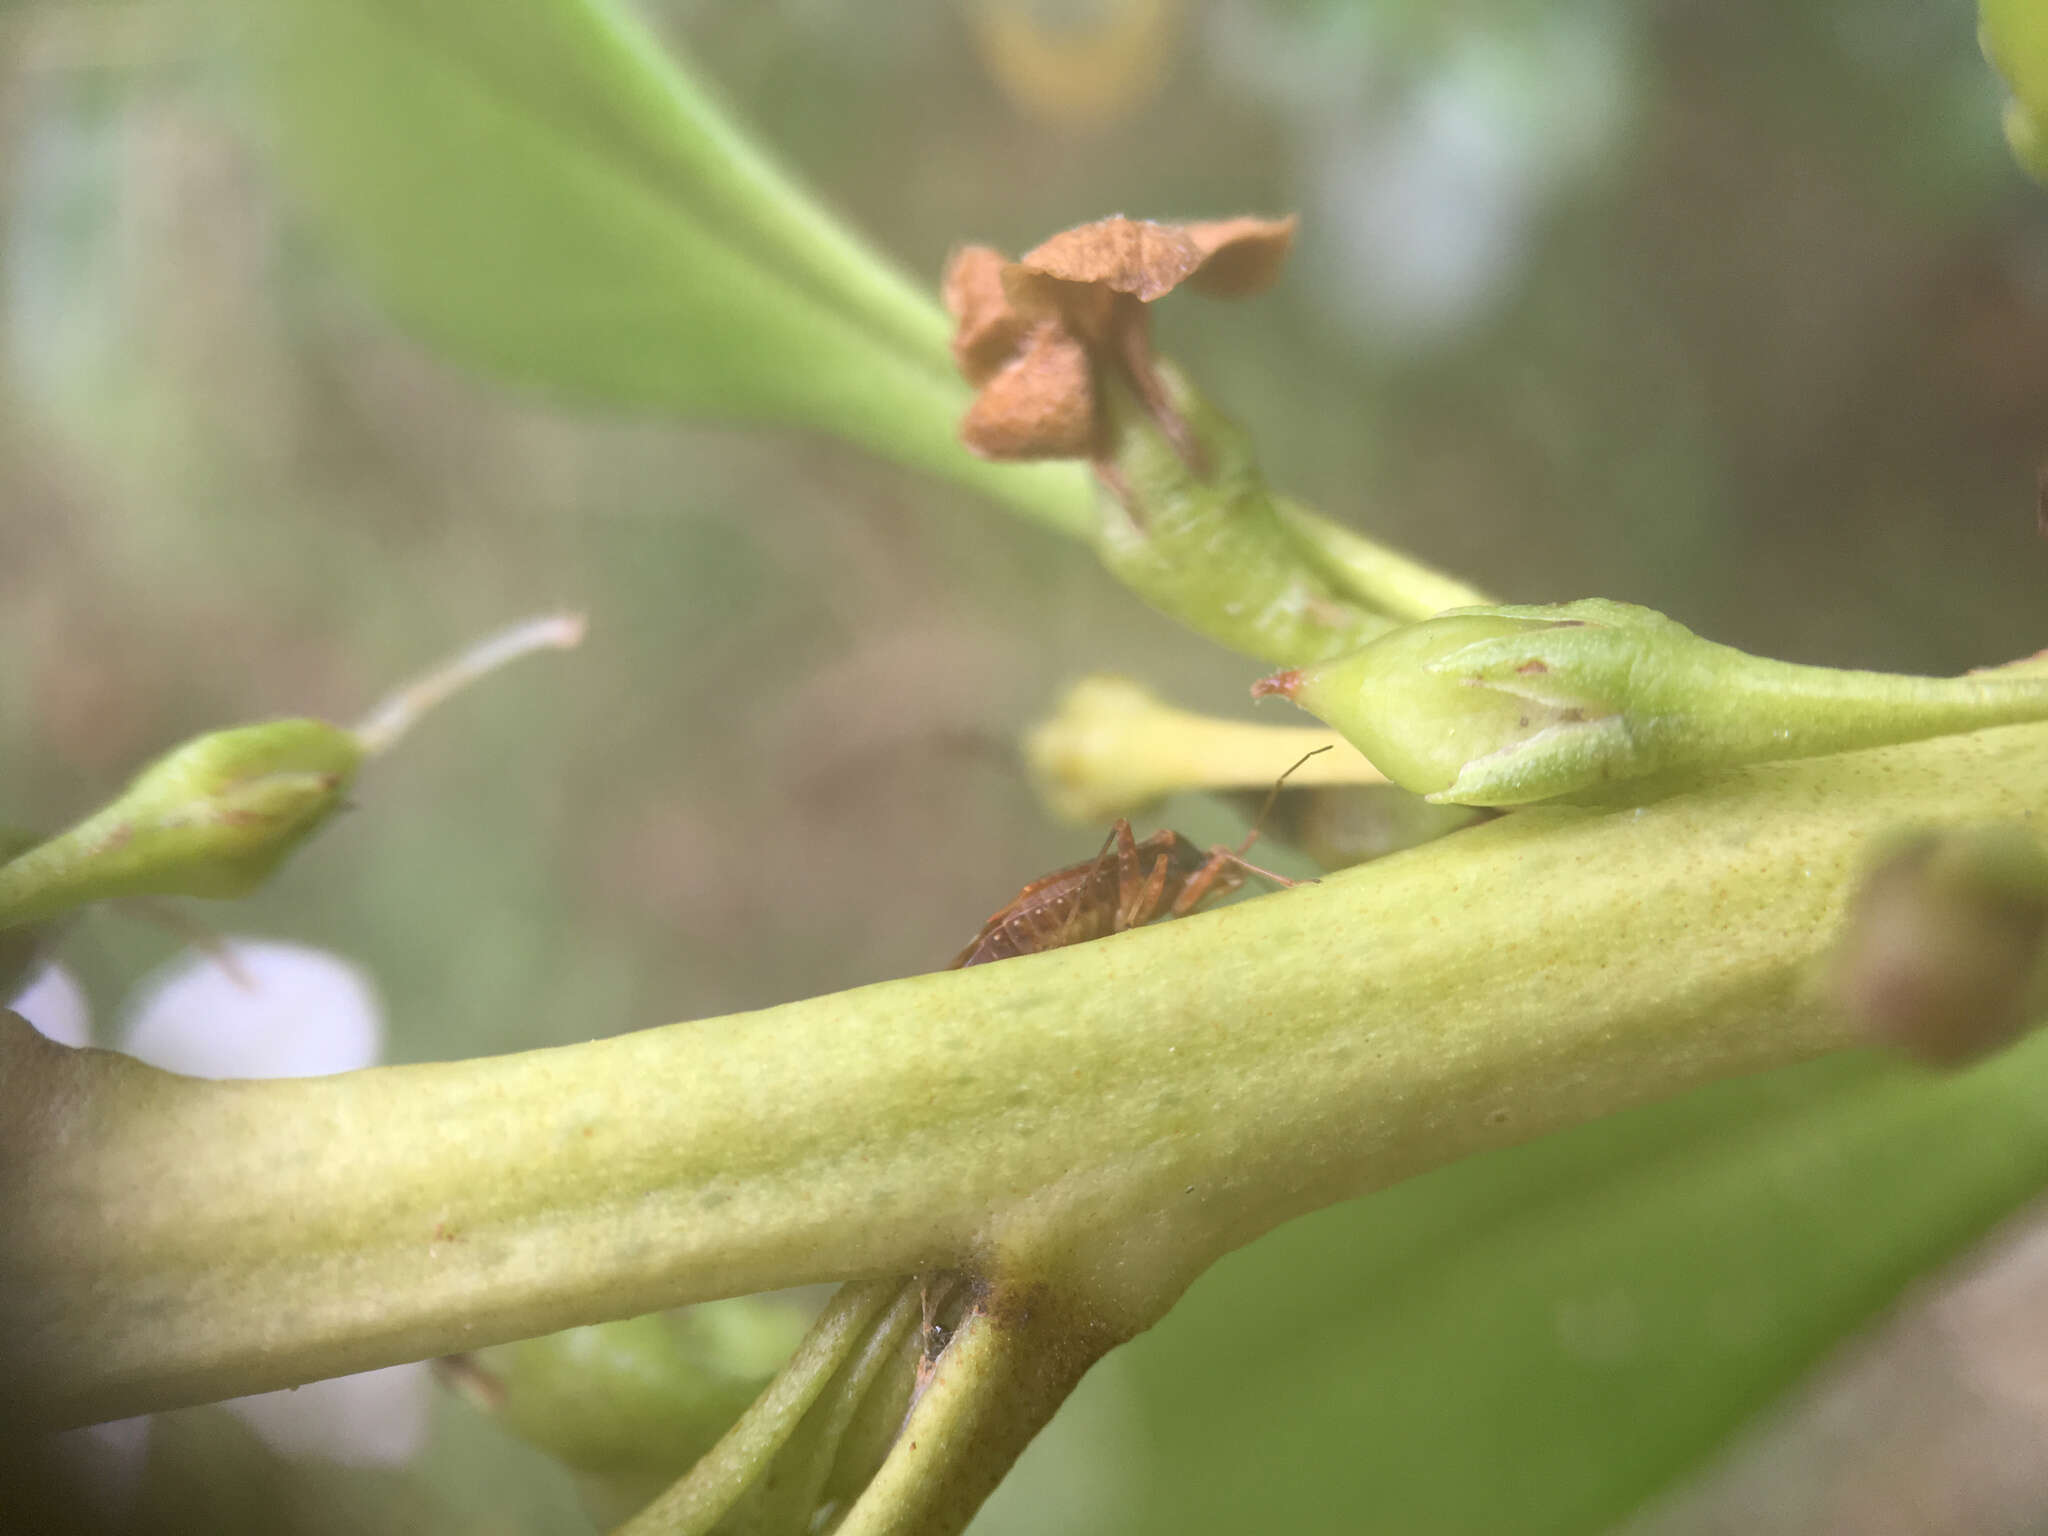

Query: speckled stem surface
left=5, top=723, right=2046, bottom=1429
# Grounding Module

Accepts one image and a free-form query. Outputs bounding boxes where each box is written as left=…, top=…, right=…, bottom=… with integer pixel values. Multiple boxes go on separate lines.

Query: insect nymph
left=949, top=750, right=1324, bottom=969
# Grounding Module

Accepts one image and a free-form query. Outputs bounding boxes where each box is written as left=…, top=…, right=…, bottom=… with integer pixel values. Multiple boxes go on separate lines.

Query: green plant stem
left=6, top=723, right=2047, bottom=1431
left=1276, top=498, right=1495, bottom=619
left=832, top=1284, right=1122, bottom=1536
left=611, top=1279, right=896, bottom=1536
left=705, top=1278, right=925, bottom=1535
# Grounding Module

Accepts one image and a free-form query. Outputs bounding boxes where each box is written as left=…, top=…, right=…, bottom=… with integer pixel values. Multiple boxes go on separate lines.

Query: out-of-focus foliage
left=1119, top=1041, right=2048, bottom=1534
left=1982, top=0, right=2048, bottom=180
left=218, top=0, right=1091, bottom=534
left=5, top=1, right=2046, bottom=1533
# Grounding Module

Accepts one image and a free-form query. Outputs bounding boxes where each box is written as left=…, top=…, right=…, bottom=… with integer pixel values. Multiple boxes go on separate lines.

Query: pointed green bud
left=0, top=720, right=361, bottom=928
left=0, top=613, right=584, bottom=931
left=1255, top=599, right=2048, bottom=806
left=1026, top=674, right=1377, bottom=824
left=1830, top=826, right=2048, bottom=1066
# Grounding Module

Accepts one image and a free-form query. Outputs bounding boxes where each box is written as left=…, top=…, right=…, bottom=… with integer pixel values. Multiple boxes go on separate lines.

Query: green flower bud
left=0, top=721, right=361, bottom=929
left=1830, top=826, right=2048, bottom=1066
left=1255, top=599, right=2048, bottom=807
left=0, top=613, right=584, bottom=932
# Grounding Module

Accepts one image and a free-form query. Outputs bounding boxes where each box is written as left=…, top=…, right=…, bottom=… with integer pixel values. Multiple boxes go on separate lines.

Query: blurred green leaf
left=460, top=1298, right=810, bottom=1524
left=1983, top=0, right=2048, bottom=180
left=1116, top=1039, right=2048, bottom=1534
left=220, top=0, right=1093, bottom=535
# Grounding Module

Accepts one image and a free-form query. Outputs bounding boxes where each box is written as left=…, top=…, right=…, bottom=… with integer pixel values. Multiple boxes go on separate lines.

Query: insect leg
left=1171, top=847, right=1300, bottom=917
left=1050, top=820, right=1134, bottom=949
left=1121, top=848, right=1173, bottom=931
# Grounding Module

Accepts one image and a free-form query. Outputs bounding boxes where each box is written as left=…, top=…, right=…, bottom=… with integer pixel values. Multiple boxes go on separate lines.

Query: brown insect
left=949, top=749, right=1326, bottom=968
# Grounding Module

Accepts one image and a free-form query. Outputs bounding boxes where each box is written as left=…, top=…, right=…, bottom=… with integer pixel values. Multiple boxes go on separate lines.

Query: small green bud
left=0, top=721, right=361, bottom=929
left=0, top=613, right=584, bottom=932
left=1255, top=599, right=2048, bottom=807
left=1830, top=827, right=2048, bottom=1067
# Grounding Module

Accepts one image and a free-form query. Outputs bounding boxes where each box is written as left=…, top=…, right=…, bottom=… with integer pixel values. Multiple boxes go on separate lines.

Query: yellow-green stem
left=6, top=723, right=2047, bottom=1430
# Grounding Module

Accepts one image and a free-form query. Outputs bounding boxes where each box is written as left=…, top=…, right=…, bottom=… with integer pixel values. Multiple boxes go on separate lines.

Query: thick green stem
left=6, top=723, right=2047, bottom=1430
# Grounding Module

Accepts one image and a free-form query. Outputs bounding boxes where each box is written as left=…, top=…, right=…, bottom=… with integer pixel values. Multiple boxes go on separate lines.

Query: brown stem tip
left=1250, top=669, right=1303, bottom=701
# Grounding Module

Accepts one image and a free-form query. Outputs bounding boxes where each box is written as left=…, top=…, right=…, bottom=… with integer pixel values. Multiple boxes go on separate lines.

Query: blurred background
left=3, top=0, right=2046, bottom=1531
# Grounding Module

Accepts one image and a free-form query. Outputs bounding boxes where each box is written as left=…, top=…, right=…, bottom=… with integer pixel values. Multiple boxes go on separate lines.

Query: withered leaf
left=943, top=245, right=1028, bottom=388
left=1183, top=215, right=1299, bottom=297
left=1017, top=216, right=1205, bottom=302
left=944, top=212, right=1298, bottom=464
left=960, top=321, right=1097, bottom=461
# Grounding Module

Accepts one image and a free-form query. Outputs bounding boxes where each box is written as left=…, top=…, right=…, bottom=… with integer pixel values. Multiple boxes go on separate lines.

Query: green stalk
left=1275, top=498, right=1494, bottom=621
left=6, top=722, right=2047, bottom=1431
left=832, top=1285, right=1122, bottom=1536
left=612, top=1279, right=897, bottom=1536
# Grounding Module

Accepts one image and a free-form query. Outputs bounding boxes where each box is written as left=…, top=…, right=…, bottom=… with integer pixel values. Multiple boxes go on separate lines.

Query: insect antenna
left=1234, top=745, right=1334, bottom=857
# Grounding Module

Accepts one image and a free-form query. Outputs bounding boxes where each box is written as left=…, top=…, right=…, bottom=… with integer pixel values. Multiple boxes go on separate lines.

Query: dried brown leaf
left=960, top=322, right=1097, bottom=461
left=944, top=213, right=1299, bottom=467
left=944, top=245, right=1029, bottom=387
left=1183, top=214, right=1299, bottom=297
left=1017, top=216, right=1206, bottom=302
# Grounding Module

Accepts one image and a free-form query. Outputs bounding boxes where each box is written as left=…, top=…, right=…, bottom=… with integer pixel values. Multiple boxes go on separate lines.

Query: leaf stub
left=1832, top=828, right=2048, bottom=1067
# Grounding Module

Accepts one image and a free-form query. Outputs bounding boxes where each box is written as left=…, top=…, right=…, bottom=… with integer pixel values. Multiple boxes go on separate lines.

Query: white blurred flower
left=6, top=940, right=430, bottom=1492
left=1308, top=71, right=1534, bottom=348
left=219, top=1363, right=431, bottom=1468
left=8, top=959, right=90, bottom=1046
left=120, top=940, right=384, bottom=1080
